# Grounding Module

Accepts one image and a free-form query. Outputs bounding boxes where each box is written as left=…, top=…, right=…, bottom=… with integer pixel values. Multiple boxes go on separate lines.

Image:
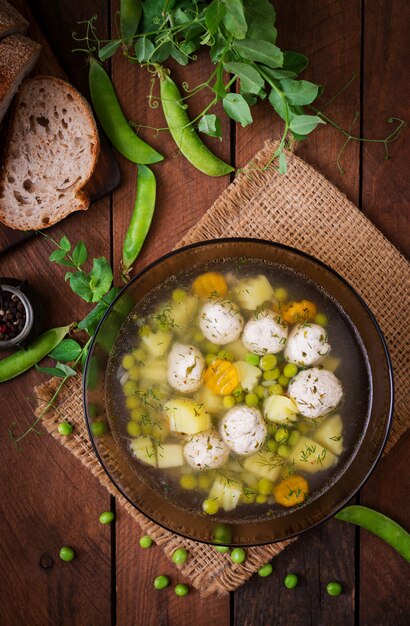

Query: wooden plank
left=361, top=0, right=410, bottom=256
left=234, top=1, right=361, bottom=623
left=0, top=1, right=113, bottom=624
left=109, top=2, right=231, bottom=624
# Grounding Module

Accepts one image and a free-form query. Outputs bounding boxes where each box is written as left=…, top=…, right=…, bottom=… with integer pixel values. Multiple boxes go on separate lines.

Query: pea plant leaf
left=221, top=0, right=247, bottom=40
left=59, top=236, right=71, bottom=252
left=234, top=39, right=283, bottom=69
left=205, top=0, right=226, bottom=35
left=244, top=0, right=277, bottom=44
left=282, top=51, right=309, bottom=75
left=223, top=61, right=264, bottom=94
left=289, top=114, right=325, bottom=135
left=99, top=39, right=122, bottom=61
left=48, top=338, right=82, bottom=362
left=223, top=93, right=253, bottom=127
left=277, top=151, right=287, bottom=174
left=279, top=79, right=319, bottom=105
left=134, top=37, right=155, bottom=62
left=89, top=257, right=113, bottom=302
left=49, top=248, right=75, bottom=267
left=198, top=113, right=222, bottom=139
left=268, top=87, right=288, bottom=121
left=69, top=271, right=94, bottom=302
left=35, top=362, right=76, bottom=378
left=72, top=240, right=88, bottom=266
left=78, top=286, right=121, bottom=336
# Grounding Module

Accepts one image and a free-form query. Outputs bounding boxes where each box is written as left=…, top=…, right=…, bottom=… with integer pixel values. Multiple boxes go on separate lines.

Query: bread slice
left=0, top=34, right=41, bottom=124
left=0, top=0, right=29, bottom=39
left=0, top=75, right=100, bottom=230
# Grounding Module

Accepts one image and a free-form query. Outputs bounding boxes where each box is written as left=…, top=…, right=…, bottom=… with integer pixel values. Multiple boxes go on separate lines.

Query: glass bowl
left=83, top=239, right=393, bottom=546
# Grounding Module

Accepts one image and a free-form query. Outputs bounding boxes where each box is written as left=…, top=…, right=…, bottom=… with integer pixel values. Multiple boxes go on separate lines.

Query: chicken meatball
left=199, top=300, right=244, bottom=345
left=242, top=311, right=288, bottom=355
left=219, top=405, right=267, bottom=455
left=284, top=323, right=330, bottom=367
left=184, top=430, right=229, bottom=470
left=167, top=343, right=205, bottom=393
left=288, top=367, right=343, bottom=418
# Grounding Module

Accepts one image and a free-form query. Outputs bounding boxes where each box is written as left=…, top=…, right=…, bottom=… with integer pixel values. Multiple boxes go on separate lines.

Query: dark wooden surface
left=0, top=1, right=409, bottom=625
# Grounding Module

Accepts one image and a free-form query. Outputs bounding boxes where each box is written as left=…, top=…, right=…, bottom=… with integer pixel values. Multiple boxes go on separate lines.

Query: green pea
left=245, top=353, right=260, bottom=366
left=231, top=548, right=246, bottom=564
left=89, top=58, right=162, bottom=164
left=254, top=384, right=266, bottom=399
left=139, top=324, right=151, bottom=337
left=284, top=573, right=298, bottom=588
left=214, top=545, right=230, bottom=553
left=139, top=535, right=153, bottom=549
left=263, top=369, right=279, bottom=381
left=59, top=546, right=75, bottom=562
left=275, top=427, right=289, bottom=444
left=274, top=287, right=288, bottom=302
left=213, top=523, right=232, bottom=544
left=202, top=499, right=219, bottom=515
left=267, top=438, right=278, bottom=453
left=245, top=393, right=259, bottom=407
left=127, top=421, right=141, bottom=437
left=258, top=563, right=273, bottom=577
left=267, top=422, right=277, bottom=436
left=288, top=430, right=301, bottom=446
left=283, top=363, right=298, bottom=378
left=277, top=444, right=290, bottom=458
left=123, top=380, right=138, bottom=396
left=223, top=395, right=235, bottom=409
left=205, top=353, right=217, bottom=366
left=172, top=288, right=187, bottom=303
left=58, top=421, right=73, bottom=436
left=99, top=511, right=115, bottom=525
left=205, top=341, right=220, bottom=354
left=175, top=583, right=189, bottom=596
left=91, top=421, right=108, bottom=437
left=258, top=478, right=273, bottom=496
left=122, top=354, right=135, bottom=370
left=159, top=71, right=233, bottom=177
left=260, top=355, right=277, bottom=371
left=218, top=349, right=234, bottom=361
left=315, top=312, right=328, bottom=327
left=154, top=575, right=170, bottom=590
left=268, top=383, right=283, bottom=395
left=172, top=548, right=188, bottom=565
left=0, top=325, right=70, bottom=383
left=326, top=581, right=342, bottom=596
left=278, top=374, right=290, bottom=387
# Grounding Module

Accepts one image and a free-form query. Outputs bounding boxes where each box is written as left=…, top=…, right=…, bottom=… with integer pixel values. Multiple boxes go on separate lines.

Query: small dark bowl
left=83, top=239, right=393, bottom=546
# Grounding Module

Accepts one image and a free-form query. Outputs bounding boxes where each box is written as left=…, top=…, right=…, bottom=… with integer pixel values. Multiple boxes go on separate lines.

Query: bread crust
left=0, top=0, right=29, bottom=38
left=0, top=34, right=41, bottom=109
left=0, top=75, right=100, bottom=230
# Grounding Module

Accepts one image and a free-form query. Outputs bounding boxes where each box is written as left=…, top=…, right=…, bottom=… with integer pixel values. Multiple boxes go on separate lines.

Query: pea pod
left=120, top=0, right=142, bottom=41
left=158, top=69, right=234, bottom=177
left=121, top=165, right=156, bottom=277
left=335, top=505, right=410, bottom=562
left=0, top=325, right=70, bottom=382
left=89, top=58, right=163, bottom=165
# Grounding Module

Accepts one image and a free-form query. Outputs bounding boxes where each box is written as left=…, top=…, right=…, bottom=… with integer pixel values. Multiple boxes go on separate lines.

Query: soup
left=106, top=258, right=371, bottom=521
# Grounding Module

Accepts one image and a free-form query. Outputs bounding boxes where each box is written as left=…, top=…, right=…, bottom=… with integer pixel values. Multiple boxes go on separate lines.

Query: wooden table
left=1, top=1, right=409, bottom=624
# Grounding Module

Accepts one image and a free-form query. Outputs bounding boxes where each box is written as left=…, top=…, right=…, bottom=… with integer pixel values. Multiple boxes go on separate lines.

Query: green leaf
left=260, top=67, right=297, bottom=80
left=150, top=39, right=173, bottom=63
left=205, top=0, right=226, bottom=35
left=243, top=0, right=277, bottom=44
left=54, top=362, right=77, bottom=377
left=223, top=61, right=264, bottom=94
left=240, top=91, right=257, bottom=106
left=69, top=271, right=93, bottom=303
left=49, top=249, right=68, bottom=263
left=120, top=0, right=142, bottom=40
left=222, top=93, right=253, bottom=127
left=48, top=339, right=82, bottom=362
left=277, top=152, right=287, bottom=174
left=222, top=0, right=247, bottom=39
left=99, top=39, right=121, bottom=62
left=198, top=114, right=222, bottom=139
left=279, top=79, right=319, bottom=105
left=268, top=87, right=288, bottom=122
left=134, top=37, right=155, bottom=62
left=89, top=257, right=113, bottom=302
left=174, top=8, right=191, bottom=26
left=65, top=271, right=73, bottom=281
left=289, top=114, right=325, bottom=135
left=72, top=241, right=88, bottom=266
left=282, top=51, right=309, bottom=75
left=59, top=236, right=71, bottom=252
left=210, top=32, right=226, bottom=63
left=170, top=44, right=189, bottom=65
left=234, top=39, right=283, bottom=69
left=35, top=362, right=76, bottom=378
left=78, top=287, right=121, bottom=336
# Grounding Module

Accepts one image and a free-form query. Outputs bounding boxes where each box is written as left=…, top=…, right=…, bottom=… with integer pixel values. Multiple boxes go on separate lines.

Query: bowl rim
left=83, top=237, right=394, bottom=545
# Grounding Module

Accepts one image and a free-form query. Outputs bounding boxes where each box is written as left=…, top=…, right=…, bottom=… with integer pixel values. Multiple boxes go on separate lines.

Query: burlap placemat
left=35, top=139, right=409, bottom=595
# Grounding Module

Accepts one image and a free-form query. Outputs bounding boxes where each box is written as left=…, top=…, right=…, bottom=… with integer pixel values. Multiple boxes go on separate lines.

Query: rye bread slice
left=0, top=34, right=41, bottom=124
left=0, top=0, right=28, bottom=39
left=0, top=75, right=100, bottom=230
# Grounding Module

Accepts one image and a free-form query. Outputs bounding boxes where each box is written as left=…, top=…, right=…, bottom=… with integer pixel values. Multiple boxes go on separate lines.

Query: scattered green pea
left=274, top=287, right=288, bottom=302
left=172, top=548, right=188, bottom=565
left=263, top=369, right=279, bottom=381
left=258, top=563, right=273, bottom=577
left=260, top=355, right=277, bottom=371
left=277, top=444, right=290, bottom=458
left=198, top=474, right=212, bottom=490
left=284, top=573, right=298, bottom=588
left=275, top=426, right=289, bottom=444
left=254, top=384, right=266, bottom=399
left=283, top=363, right=298, bottom=378
left=213, top=523, right=232, bottom=544
left=326, top=581, right=342, bottom=596
left=267, top=422, right=277, bottom=436
left=91, top=421, right=108, bottom=437
left=222, top=395, right=235, bottom=409
left=99, top=511, right=115, bottom=525
left=231, top=548, right=246, bottom=564
left=255, top=494, right=267, bottom=504
left=59, top=546, right=75, bottom=562
left=214, top=545, right=230, bottom=553
left=234, top=392, right=244, bottom=404
left=58, top=421, right=73, bottom=436
left=288, top=430, right=301, bottom=446
left=175, top=583, right=189, bottom=596
left=172, top=288, right=187, bottom=303
left=258, top=478, right=273, bottom=496
left=218, top=349, right=234, bottom=361
left=202, top=499, right=219, bottom=515
left=154, top=575, right=170, bottom=590
left=139, top=535, right=153, bottom=548
left=315, top=312, right=328, bottom=327
left=123, top=380, right=138, bottom=396
left=267, top=438, right=278, bottom=453
left=269, top=383, right=283, bottom=395
left=180, top=474, right=197, bottom=490
left=122, top=354, right=135, bottom=370
left=245, top=392, right=259, bottom=407
left=205, top=353, right=217, bottom=366
left=127, top=421, right=141, bottom=437
left=278, top=374, right=290, bottom=387
left=245, top=353, right=260, bottom=366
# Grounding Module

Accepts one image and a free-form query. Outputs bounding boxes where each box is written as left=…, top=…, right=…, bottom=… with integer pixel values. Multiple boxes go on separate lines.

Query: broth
left=106, top=258, right=371, bottom=521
